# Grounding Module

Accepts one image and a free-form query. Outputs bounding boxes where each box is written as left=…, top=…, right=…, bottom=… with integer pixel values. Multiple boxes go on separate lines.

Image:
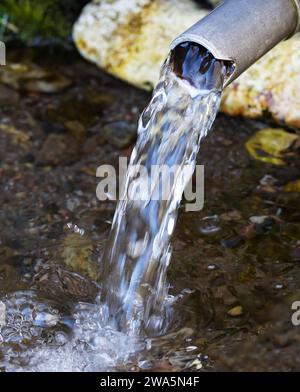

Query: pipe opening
left=169, top=42, right=235, bottom=90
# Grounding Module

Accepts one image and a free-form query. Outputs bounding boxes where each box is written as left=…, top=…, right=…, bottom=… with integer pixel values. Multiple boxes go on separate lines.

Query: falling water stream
left=100, top=43, right=229, bottom=335
left=0, top=43, right=230, bottom=371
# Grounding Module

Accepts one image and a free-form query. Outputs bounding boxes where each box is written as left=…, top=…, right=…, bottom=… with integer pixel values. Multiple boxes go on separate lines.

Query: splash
left=0, top=291, right=141, bottom=372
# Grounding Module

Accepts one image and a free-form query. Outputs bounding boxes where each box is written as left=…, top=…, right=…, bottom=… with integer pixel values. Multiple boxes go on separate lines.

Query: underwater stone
left=101, top=121, right=137, bottom=149
left=74, top=1, right=300, bottom=128
left=32, top=264, right=99, bottom=302
left=61, top=233, right=98, bottom=281
left=36, top=134, right=80, bottom=166
left=220, top=236, right=244, bottom=249
left=0, top=85, right=19, bottom=106
left=0, top=63, right=72, bottom=94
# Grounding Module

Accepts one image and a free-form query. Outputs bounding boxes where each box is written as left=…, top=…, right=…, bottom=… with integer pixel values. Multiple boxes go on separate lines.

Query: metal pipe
left=171, top=0, right=300, bottom=87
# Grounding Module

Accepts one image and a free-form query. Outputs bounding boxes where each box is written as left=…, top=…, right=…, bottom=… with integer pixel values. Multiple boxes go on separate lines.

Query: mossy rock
left=0, top=0, right=89, bottom=44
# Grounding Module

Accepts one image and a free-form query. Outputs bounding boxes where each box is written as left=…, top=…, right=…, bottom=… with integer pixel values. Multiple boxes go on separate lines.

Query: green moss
left=0, top=0, right=89, bottom=44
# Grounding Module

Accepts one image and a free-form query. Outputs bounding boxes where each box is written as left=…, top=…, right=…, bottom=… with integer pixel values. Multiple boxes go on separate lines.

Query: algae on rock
left=0, top=0, right=88, bottom=43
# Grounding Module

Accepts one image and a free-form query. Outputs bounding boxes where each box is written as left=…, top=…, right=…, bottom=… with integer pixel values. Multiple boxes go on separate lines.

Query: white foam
left=0, top=293, right=143, bottom=372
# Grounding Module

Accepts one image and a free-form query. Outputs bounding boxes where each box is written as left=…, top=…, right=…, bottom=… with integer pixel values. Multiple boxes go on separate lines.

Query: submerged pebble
left=0, top=63, right=72, bottom=93
left=31, top=264, right=99, bottom=302
left=36, top=134, right=80, bottom=166
left=220, top=236, right=244, bottom=249
left=101, top=121, right=137, bottom=149
left=227, top=306, right=243, bottom=317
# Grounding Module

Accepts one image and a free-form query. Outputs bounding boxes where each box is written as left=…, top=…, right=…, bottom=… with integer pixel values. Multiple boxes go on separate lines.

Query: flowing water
left=100, top=43, right=229, bottom=335
left=0, top=44, right=230, bottom=371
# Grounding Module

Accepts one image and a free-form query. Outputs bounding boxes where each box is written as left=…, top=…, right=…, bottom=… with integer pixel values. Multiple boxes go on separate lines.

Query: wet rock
left=0, top=245, right=14, bottom=260
left=241, top=217, right=276, bottom=240
left=32, top=264, right=98, bottom=303
left=220, top=236, right=244, bottom=249
left=101, top=121, right=137, bottom=149
left=241, top=225, right=260, bottom=240
left=73, top=0, right=208, bottom=90
left=61, top=233, right=98, bottom=281
left=42, top=89, right=114, bottom=132
left=82, top=133, right=105, bottom=154
left=64, top=120, right=86, bottom=142
left=254, top=217, right=276, bottom=235
left=249, top=216, right=270, bottom=225
left=0, top=63, right=72, bottom=93
left=214, top=285, right=237, bottom=306
left=0, top=264, right=25, bottom=295
left=36, top=134, right=80, bottom=166
left=186, top=358, right=203, bottom=370
left=149, top=360, right=177, bottom=372
left=0, top=85, right=19, bottom=106
left=220, top=210, right=242, bottom=222
left=24, top=76, right=72, bottom=94
left=260, top=174, right=278, bottom=187
left=221, top=36, right=300, bottom=129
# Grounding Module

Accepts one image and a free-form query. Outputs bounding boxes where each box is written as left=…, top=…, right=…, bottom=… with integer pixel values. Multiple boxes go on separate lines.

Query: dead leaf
left=284, top=179, right=300, bottom=192
left=228, top=306, right=243, bottom=317
left=246, top=128, right=299, bottom=166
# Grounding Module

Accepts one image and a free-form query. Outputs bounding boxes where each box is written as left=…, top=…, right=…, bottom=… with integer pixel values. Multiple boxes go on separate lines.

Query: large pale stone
left=221, top=36, right=300, bottom=129
left=73, top=0, right=300, bottom=128
left=73, top=0, right=207, bottom=90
